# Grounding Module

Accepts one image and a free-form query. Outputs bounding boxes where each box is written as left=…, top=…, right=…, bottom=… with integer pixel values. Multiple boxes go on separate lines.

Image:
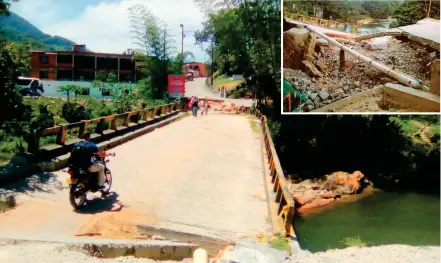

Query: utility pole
left=164, top=25, right=167, bottom=93
left=163, top=25, right=166, bottom=60
left=428, top=0, right=432, bottom=18
left=180, top=24, right=184, bottom=54
left=211, top=41, right=214, bottom=85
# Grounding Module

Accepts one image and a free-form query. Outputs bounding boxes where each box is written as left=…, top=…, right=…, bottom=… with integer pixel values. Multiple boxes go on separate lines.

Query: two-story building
left=30, top=44, right=142, bottom=82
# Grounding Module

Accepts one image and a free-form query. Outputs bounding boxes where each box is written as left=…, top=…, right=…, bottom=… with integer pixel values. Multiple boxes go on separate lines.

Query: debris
left=302, top=60, right=322, bottom=78
left=318, top=90, right=330, bottom=100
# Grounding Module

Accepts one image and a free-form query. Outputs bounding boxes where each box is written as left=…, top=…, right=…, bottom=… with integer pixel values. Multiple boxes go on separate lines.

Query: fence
left=284, top=12, right=358, bottom=34
left=255, top=109, right=296, bottom=236
left=28, top=102, right=181, bottom=154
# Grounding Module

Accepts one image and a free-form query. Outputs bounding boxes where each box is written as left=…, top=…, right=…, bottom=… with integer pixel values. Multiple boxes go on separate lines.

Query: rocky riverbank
left=289, top=244, right=440, bottom=263
left=287, top=171, right=371, bottom=214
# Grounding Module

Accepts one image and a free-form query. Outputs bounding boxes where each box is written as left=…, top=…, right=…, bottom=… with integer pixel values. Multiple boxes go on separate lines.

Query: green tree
left=0, top=0, right=31, bottom=128
left=391, top=0, right=440, bottom=28
left=128, top=4, right=176, bottom=99
left=57, top=84, right=80, bottom=104
left=194, top=0, right=280, bottom=108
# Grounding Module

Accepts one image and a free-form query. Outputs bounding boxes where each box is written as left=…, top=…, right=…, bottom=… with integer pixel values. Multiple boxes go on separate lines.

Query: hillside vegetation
left=0, top=11, right=75, bottom=50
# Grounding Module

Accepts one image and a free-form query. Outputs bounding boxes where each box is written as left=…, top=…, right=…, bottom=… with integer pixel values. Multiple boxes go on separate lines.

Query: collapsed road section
left=282, top=18, right=440, bottom=113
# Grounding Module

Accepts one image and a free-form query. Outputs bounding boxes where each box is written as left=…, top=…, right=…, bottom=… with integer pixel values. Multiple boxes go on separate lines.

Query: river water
left=294, top=190, right=440, bottom=252
left=348, top=20, right=393, bottom=43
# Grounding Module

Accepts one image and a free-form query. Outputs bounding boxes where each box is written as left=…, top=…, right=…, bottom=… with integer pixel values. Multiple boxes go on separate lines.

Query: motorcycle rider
left=72, top=132, right=109, bottom=190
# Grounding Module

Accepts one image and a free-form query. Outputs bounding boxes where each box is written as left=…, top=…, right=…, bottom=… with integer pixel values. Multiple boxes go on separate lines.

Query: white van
left=16, top=77, right=45, bottom=96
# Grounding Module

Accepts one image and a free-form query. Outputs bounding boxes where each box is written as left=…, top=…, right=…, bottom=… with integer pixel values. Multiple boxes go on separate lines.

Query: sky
left=10, top=0, right=209, bottom=62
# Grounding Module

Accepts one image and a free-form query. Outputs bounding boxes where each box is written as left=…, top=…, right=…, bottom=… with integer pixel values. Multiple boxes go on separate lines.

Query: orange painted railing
left=29, top=102, right=181, bottom=153
left=255, top=110, right=296, bottom=236
left=284, top=12, right=358, bottom=34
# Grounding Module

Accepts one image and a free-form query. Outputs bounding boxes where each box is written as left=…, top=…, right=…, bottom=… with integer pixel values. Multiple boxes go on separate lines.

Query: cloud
left=10, top=0, right=58, bottom=28
left=42, top=0, right=208, bottom=62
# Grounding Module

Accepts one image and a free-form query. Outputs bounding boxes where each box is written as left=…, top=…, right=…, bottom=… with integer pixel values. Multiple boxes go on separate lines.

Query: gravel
left=1, top=241, right=439, bottom=263
left=283, top=35, right=437, bottom=112
left=0, top=241, right=193, bottom=263
left=288, top=245, right=440, bottom=263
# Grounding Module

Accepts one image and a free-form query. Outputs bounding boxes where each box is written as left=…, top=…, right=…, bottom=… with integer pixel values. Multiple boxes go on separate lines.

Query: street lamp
left=180, top=24, right=184, bottom=55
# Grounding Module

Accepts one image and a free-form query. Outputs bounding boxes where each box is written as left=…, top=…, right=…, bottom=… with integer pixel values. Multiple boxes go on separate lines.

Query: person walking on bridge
left=190, top=96, right=199, bottom=117
left=203, top=97, right=209, bottom=116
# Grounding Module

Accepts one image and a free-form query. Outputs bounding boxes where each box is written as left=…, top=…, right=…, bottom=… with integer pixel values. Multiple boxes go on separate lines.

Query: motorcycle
left=65, top=153, right=115, bottom=210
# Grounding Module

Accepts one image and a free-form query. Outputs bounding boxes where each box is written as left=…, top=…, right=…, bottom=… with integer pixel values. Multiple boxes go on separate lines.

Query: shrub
left=61, top=103, right=91, bottom=123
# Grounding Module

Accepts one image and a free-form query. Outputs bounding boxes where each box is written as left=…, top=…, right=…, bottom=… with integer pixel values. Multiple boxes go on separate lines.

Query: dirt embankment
left=287, top=171, right=372, bottom=214
left=283, top=26, right=438, bottom=112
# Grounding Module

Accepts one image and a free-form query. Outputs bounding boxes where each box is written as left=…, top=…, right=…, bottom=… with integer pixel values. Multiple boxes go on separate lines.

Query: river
left=348, top=20, right=394, bottom=43
left=294, top=190, right=440, bottom=252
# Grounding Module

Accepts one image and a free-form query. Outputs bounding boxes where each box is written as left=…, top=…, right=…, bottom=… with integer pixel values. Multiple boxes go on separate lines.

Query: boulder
left=302, top=60, right=322, bottom=78
left=368, top=42, right=388, bottom=50
left=283, top=28, right=310, bottom=70
left=315, top=60, right=328, bottom=72
left=316, top=38, right=329, bottom=46
left=304, top=32, right=317, bottom=61
left=318, top=90, right=330, bottom=100
left=298, top=198, right=335, bottom=213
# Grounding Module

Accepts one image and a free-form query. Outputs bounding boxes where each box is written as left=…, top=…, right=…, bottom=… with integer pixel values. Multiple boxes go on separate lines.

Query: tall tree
left=0, top=0, right=31, bottom=128
left=391, top=0, right=440, bottom=27
left=194, top=0, right=280, bottom=110
left=128, top=4, right=177, bottom=99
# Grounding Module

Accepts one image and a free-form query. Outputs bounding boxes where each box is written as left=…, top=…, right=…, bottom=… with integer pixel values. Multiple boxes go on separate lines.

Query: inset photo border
left=281, top=0, right=440, bottom=114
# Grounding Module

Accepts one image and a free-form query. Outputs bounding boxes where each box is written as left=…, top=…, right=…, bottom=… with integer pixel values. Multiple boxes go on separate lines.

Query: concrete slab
left=398, top=18, right=440, bottom=44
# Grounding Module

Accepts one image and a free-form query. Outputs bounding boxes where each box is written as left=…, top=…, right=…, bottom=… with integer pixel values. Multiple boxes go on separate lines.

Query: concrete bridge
left=0, top=79, right=294, bottom=260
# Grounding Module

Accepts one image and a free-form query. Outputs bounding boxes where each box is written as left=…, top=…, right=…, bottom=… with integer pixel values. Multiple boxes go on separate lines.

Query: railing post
left=95, top=118, right=104, bottom=134
left=28, top=131, right=41, bottom=154
left=339, top=49, right=346, bottom=72
left=122, top=113, right=130, bottom=126
left=78, top=121, right=89, bottom=138
left=142, top=109, right=149, bottom=121
left=285, top=206, right=295, bottom=236
left=56, top=125, right=67, bottom=145
left=110, top=116, right=118, bottom=130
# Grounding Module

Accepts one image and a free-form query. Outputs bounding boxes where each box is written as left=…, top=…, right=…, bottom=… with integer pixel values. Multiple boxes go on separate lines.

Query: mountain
left=0, top=12, right=76, bottom=51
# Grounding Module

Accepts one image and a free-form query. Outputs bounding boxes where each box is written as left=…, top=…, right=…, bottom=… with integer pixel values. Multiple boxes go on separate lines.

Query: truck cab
left=186, top=72, right=194, bottom=81
left=16, top=77, right=44, bottom=96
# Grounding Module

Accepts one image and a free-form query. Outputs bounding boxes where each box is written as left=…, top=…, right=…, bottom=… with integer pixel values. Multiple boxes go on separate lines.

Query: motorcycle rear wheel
left=101, top=168, right=112, bottom=196
left=69, top=183, right=87, bottom=210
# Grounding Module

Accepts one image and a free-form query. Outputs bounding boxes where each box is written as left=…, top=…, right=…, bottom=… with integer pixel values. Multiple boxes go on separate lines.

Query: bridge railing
left=255, top=109, right=296, bottom=237
left=28, top=102, right=181, bottom=154
left=284, top=11, right=358, bottom=34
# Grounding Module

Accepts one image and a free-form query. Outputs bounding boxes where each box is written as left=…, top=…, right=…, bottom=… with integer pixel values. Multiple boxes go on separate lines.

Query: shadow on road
left=77, top=192, right=125, bottom=214
left=0, top=171, right=63, bottom=195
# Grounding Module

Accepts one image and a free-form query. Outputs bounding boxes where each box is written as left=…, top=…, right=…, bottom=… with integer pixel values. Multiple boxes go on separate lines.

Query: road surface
left=0, top=114, right=270, bottom=242
left=185, top=77, right=254, bottom=107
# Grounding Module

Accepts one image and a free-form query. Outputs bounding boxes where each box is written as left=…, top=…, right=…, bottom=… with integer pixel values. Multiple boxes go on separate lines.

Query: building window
left=39, top=56, right=49, bottom=64
left=39, top=70, right=49, bottom=79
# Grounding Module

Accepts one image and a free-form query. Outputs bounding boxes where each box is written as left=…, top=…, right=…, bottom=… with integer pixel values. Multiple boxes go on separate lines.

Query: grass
left=390, top=116, right=440, bottom=145
left=268, top=234, right=292, bottom=253
left=213, top=74, right=244, bottom=91
left=340, top=235, right=367, bottom=248
left=248, top=116, right=262, bottom=134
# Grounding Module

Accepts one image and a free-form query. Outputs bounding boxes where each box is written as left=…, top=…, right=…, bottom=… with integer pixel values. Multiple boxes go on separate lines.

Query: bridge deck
left=0, top=114, right=270, bottom=241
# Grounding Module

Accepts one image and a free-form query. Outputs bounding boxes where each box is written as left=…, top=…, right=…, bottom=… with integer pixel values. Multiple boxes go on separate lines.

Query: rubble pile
left=210, top=102, right=247, bottom=113
left=283, top=25, right=437, bottom=112
left=288, top=171, right=372, bottom=214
